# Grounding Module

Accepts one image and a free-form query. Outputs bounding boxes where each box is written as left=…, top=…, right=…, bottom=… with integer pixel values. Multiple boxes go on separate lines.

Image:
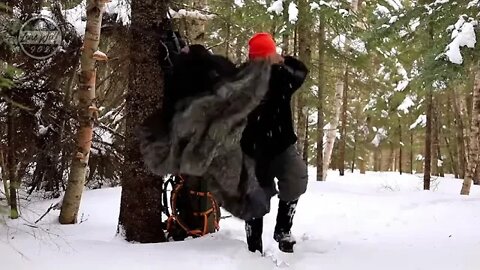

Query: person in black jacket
left=240, top=32, right=309, bottom=254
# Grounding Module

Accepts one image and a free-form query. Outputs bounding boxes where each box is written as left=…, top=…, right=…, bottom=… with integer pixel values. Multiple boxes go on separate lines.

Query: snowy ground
left=2, top=169, right=480, bottom=270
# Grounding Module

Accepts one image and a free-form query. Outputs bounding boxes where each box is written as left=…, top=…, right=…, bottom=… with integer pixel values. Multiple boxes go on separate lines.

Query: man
left=240, top=32, right=309, bottom=254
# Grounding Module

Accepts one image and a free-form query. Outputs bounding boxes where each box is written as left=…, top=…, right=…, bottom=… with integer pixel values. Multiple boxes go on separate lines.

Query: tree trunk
left=303, top=114, right=309, bottom=162
left=374, top=145, right=383, bottom=172
left=234, top=36, right=244, bottom=65
left=431, top=104, right=439, bottom=176
left=453, top=88, right=467, bottom=178
left=316, top=17, right=325, bottom=181
left=59, top=0, right=106, bottom=224
left=339, top=67, right=348, bottom=176
left=397, top=123, right=401, bottom=175
left=281, top=1, right=290, bottom=55
left=296, top=0, right=311, bottom=159
left=446, top=137, right=458, bottom=177
left=351, top=132, right=357, bottom=173
left=6, top=103, right=18, bottom=219
left=424, top=86, right=433, bottom=190
left=388, top=142, right=395, bottom=171
left=435, top=115, right=444, bottom=177
left=474, top=162, right=480, bottom=185
left=335, top=0, right=357, bottom=176
left=461, top=64, right=480, bottom=195
left=410, top=129, right=414, bottom=174
left=323, top=81, right=343, bottom=180
left=118, top=0, right=168, bottom=243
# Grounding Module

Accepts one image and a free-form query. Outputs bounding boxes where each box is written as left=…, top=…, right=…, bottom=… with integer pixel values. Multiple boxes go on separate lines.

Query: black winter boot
left=274, top=199, right=298, bottom=253
left=245, top=217, right=263, bottom=254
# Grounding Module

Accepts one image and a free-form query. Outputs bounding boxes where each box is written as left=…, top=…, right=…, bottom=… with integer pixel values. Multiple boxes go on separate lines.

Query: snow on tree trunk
left=59, top=0, right=107, bottom=224
left=461, top=64, right=480, bottom=195
left=118, top=0, right=168, bottom=243
left=323, top=81, right=343, bottom=181
left=316, top=17, right=326, bottom=181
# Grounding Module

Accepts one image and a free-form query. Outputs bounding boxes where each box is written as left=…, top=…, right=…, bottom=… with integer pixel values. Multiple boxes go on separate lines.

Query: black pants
left=256, top=145, right=308, bottom=208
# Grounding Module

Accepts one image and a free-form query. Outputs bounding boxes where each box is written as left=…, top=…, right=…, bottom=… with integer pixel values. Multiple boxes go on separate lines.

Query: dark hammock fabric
left=137, top=59, right=272, bottom=220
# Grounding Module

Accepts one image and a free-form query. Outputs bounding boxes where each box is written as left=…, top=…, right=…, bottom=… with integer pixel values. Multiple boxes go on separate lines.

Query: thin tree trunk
left=303, top=114, right=309, bottom=162
left=474, top=162, right=480, bottom=185
left=7, top=103, right=18, bottom=219
left=0, top=150, right=9, bottom=204
left=296, top=0, right=311, bottom=159
left=410, top=129, right=414, bottom=174
left=461, top=64, right=480, bottom=195
left=351, top=132, right=357, bottom=173
left=59, top=0, right=107, bottom=224
left=373, top=146, right=381, bottom=171
left=339, top=67, right=348, bottom=176
left=335, top=0, right=358, bottom=176
left=118, top=0, right=168, bottom=243
left=388, top=142, right=395, bottom=171
left=323, top=81, right=343, bottom=180
left=431, top=104, right=439, bottom=176
left=436, top=117, right=445, bottom=177
left=424, top=86, right=433, bottom=190
left=235, top=36, right=244, bottom=65
left=224, top=4, right=231, bottom=58
left=453, top=88, right=467, bottom=178
left=399, top=122, right=403, bottom=175
left=444, top=137, right=458, bottom=178
left=281, top=1, right=290, bottom=55
left=316, top=17, right=325, bottom=181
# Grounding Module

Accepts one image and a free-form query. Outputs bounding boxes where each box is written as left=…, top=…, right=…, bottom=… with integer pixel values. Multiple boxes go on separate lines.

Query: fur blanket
left=137, top=60, right=272, bottom=220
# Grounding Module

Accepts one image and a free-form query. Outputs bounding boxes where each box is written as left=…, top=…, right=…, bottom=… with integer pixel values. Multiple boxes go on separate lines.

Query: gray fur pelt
left=137, top=60, right=272, bottom=220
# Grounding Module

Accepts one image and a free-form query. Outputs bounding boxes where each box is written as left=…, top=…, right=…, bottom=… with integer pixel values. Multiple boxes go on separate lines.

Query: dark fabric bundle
left=137, top=59, right=272, bottom=220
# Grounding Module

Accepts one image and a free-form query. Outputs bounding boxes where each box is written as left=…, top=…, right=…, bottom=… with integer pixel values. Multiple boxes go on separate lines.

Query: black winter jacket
left=240, top=56, right=309, bottom=159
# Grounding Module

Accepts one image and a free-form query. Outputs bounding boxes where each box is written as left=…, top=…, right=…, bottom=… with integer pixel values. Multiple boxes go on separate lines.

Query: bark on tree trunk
left=6, top=103, right=18, bottom=219
left=118, top=0, right=168, bottom=242
left=444, top=136, right=458, bottom=178
left=399, top=122, right=403, bottom=175
left=281, top=1, right=290, bottom=55
left=461, top=64, right=480, bottom=195
left=296, top=0, right=311, bottom=159
left=410, top=129, right=414, bottom=174
left=453, top=88, right=467, bottom=178
left=59, top=0, right=106, bottom=224
left=323, top=81, right=343, bottom=180
left=351, top=132, right=357, bottom=173
left=474, top=162, right=480, bottom=185
left=0, top=150, right=9, bottom=204
left=431, top=104, right=439, bottom=176
left=316, top=17, right=325, bottom=181
left=303, top=114, right=309, bottom=162
left=339, top=67, right=348, bottom=176
left=424, top=86, right=433, bottom=190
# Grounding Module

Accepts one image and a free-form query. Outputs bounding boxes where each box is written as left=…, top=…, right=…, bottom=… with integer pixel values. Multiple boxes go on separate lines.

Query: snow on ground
left=2, top=169, right=480, bottom=270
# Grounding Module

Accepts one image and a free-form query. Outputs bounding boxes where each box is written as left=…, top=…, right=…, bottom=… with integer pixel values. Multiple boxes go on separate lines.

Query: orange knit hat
left=248, top=32, right=277, bottom=60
